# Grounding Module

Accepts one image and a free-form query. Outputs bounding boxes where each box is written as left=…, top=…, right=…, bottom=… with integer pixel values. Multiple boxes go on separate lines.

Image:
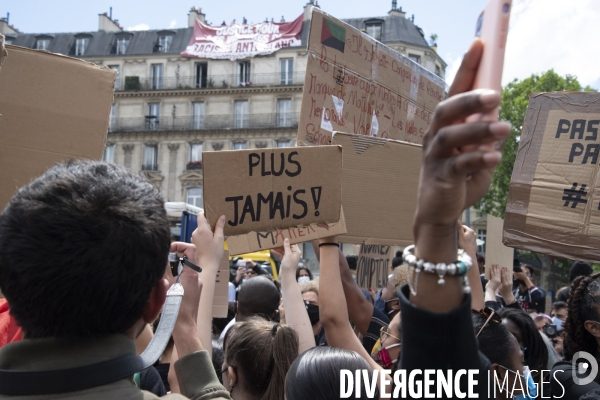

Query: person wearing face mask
left=296, top=264, right=313, bottom=283
left=299, top=282, right=327, bottom=346
left=373, top=266, right=407, bottom=319
left=370, top=313, right=401, bottom=369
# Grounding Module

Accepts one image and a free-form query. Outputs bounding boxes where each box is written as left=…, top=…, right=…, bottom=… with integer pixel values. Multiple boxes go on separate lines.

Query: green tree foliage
left=477, top=70, right=595, bottom=218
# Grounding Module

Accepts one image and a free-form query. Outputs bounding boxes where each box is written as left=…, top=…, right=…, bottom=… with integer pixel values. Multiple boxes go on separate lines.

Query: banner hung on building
left=181, top=15, right=304, bottom=60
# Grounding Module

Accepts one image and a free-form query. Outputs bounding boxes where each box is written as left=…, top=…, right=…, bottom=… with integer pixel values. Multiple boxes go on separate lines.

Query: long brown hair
left=564, top=272, right=600, bottom=361
left=224, top=317, right=298, bottom=400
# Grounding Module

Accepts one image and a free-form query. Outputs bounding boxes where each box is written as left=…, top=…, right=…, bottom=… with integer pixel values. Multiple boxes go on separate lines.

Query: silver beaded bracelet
left=403, top=245, right=473, bottom=296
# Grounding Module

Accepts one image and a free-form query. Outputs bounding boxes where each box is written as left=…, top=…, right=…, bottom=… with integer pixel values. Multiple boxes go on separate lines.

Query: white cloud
left=169, top=20, right=177, bottom=29
left=127, top=23, right=150, bottom=31
left=503, top=0, right=600, bottom=86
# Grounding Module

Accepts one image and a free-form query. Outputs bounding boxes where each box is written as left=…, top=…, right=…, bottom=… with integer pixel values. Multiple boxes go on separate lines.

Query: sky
left=2, top=0, right=599, bottom=89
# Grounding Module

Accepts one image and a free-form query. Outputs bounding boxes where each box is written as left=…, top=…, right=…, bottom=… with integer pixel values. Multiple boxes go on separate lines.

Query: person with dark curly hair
left=551, top=272, right=600, bottom=398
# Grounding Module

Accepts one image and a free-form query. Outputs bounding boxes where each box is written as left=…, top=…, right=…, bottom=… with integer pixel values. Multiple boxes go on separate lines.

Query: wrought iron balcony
left=186, top=161, right=203, bottom=170
left=108, top=113, right=299, bottom=132
left=115, top=72, right=306, bottom=91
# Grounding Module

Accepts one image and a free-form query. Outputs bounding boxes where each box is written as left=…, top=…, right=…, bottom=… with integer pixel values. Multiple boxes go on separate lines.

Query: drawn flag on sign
left=321, top=18, right=345, bottom=53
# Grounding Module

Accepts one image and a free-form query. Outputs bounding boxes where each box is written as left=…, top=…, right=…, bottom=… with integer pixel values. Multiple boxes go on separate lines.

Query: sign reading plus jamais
left=181, top=15, right=304, bottom=60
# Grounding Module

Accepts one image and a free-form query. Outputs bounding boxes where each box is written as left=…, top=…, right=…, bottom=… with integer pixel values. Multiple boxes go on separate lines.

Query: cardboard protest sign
left=504, top=92, right=600, bottom=261
left=332, top=132, right=421, bottom=246
left=203, top=146, right=343, bottom=236
left=226, top=211, right=346, bottom=255
left=297, top=8, right=445, bottom=147
left=0, top=43, right=115, bottom=211
left=356, top=245, right=394, bottom=290
left=213, top=250, right=231, bottom=318
left=485, top=216, right=514, bottom=280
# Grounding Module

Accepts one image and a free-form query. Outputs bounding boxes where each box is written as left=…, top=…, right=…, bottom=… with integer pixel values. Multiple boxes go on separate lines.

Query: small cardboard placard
left=356, top=245, right=394, bottom=290
left=203, top=146, right=343, bottom=236
left=0, top=43, right=115, bottom=211
left=504, top=92, right=600, bottom=262
left=333, top=132, right=421, bottom=246
left=226, top=211, right=347, bottom=255
left=485, top=216, right=514, bottom=279
left=297, top=8, right=445, bottom=147
left=213, top=250, right=231, bottom=318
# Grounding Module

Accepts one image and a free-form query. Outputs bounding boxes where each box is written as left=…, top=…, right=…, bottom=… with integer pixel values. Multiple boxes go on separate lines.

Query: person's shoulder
left=142, top=391, right=188, bottom=399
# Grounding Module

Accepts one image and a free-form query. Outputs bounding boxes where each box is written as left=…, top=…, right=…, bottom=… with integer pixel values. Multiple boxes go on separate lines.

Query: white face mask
left=298, top=276, right=310, bottom=283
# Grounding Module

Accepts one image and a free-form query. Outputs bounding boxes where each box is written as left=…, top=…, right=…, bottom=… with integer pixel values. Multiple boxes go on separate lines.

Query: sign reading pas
left=203, top=146, right=343, bottom=236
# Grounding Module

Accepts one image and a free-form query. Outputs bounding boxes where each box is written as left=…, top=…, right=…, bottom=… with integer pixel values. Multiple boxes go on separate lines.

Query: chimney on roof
left=0, top=17, right=18, bottom=35
left=188, top=7, right=205, bottom=27
left=388, top=5, right=405, bottom=18
left=98, top=12, right=122, bottom=32
left=304, top=1, right=315, bottom=20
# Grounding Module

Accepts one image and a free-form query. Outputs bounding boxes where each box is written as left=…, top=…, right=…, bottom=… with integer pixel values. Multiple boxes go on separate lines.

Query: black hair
left=552, top=301, right=567, bottom=311
left=346, top=254, right=357, bottom=270
left=392, top=250, right=403, bottom=268
left=498, top=308, right=548, bottom=382
left=295, top=265, right=313, bottom=281
left=522, top=264, right=535, bottom=277
left=237, top=276, right=281, bottom=321
left=472, top=313, right=518, bottom=369
left=570, top=261, right=594, bottom=282
left=213, top=302, right=236, bottom=336
left=285, top=346, right=377, bottom=400
left=0, top=161, right=170, bottom=339
left=564, top=272, right=600, bottom=361
left=212, top=339, right=224, bottom=384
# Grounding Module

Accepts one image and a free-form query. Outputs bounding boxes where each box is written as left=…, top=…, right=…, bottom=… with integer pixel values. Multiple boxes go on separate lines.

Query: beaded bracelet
left=403, top=245, right=473, bottom=296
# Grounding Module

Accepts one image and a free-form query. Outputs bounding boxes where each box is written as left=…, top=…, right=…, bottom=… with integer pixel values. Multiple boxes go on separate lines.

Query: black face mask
left=305, top=302, right=320, bottom=326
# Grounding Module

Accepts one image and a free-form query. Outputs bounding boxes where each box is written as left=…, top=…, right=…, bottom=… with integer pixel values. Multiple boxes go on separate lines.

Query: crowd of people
left=1, top=38, right=600, bottom=400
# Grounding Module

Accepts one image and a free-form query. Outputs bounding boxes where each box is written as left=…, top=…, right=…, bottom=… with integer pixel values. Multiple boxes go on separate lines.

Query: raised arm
left=190, top=213, right=226, bottom=359
left=318, top=238, right=381, bottom=371
left=311, top=240, right=375, bottom=337
left=279, top=239, right=316, bottom=353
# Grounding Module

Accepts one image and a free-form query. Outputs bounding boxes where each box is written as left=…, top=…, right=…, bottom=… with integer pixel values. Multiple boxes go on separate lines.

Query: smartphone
left=468, top=0, right=512, bottom=122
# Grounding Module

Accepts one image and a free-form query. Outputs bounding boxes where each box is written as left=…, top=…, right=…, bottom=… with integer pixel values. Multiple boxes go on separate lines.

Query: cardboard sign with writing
left=333, top=132, right=421, bottom=246
left=0, top=43, right=115, bottom=211
left=203, top=146, right=343, bottom=236
left=504, top=92, right=600, bottom=262
left=297, top=8, right=445, bottom=147
left=356, top=245, right=394, bottom=290
left=485, top=216, right=514, bottom=280
left=213, top=250, right=231, bottom=318
left=227, top=211, right=347, bottom=255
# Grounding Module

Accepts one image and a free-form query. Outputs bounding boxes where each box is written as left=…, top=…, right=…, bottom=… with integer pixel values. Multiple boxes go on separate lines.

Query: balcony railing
left=116, top=72, right=306, bottom=91
left=186, top=161, right=203, bottom=170
left=109, top=113, right=299, bottom=132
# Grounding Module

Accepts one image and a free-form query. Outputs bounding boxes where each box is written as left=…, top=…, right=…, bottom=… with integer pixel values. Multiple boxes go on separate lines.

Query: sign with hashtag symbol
left=563, top=183, right=589, bottom=208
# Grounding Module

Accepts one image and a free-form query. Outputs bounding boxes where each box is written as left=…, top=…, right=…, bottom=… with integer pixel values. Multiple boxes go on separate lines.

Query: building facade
left=2, top=2, right=447, bottom=252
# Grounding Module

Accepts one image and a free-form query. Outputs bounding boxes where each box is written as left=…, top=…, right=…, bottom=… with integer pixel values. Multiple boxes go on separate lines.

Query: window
left=277, top=141, right=290, bottom=148
left=238, top=61, right=251, bottom=86
left=187, top=188, right=203, bottom=208
left=192, top=102, right=205, bottom=129
left=277, top=99, right=292, bottom=127
left=435, top=65, right=441, bottom=77
left=234, top=100, right=249, bottom=128
left=366, top=24, right=382, bottom=41
left=146, top=103, right=160, bottom=130
left=408, top=54, right=421, bottom=64
left=143, top=145, right=158, bottom=171
left=4, top=37, right=14, bottom=45
left=151, top=64, right=163, bottom=90
left=75, top=37, right=89, bottom=56
left=158, top=35, right=173, bottom=53
left=103, top=144, right=115, bottom=163
left=195, top=63, right=208, bottom=88
left=109, top=104, right=116, bottom=131
left=36, top=39, right=50, bottom=50
left=233, top=142, right=247, bottom=150
left=477, top=229, right=487, bottom=255
left=280, top=58, right=294, bottom=85
left=190, top=143, right=203, bottom=162
left=116, top=37, right=130, bottom=54
left=109, top=65, right=120, bottom=90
